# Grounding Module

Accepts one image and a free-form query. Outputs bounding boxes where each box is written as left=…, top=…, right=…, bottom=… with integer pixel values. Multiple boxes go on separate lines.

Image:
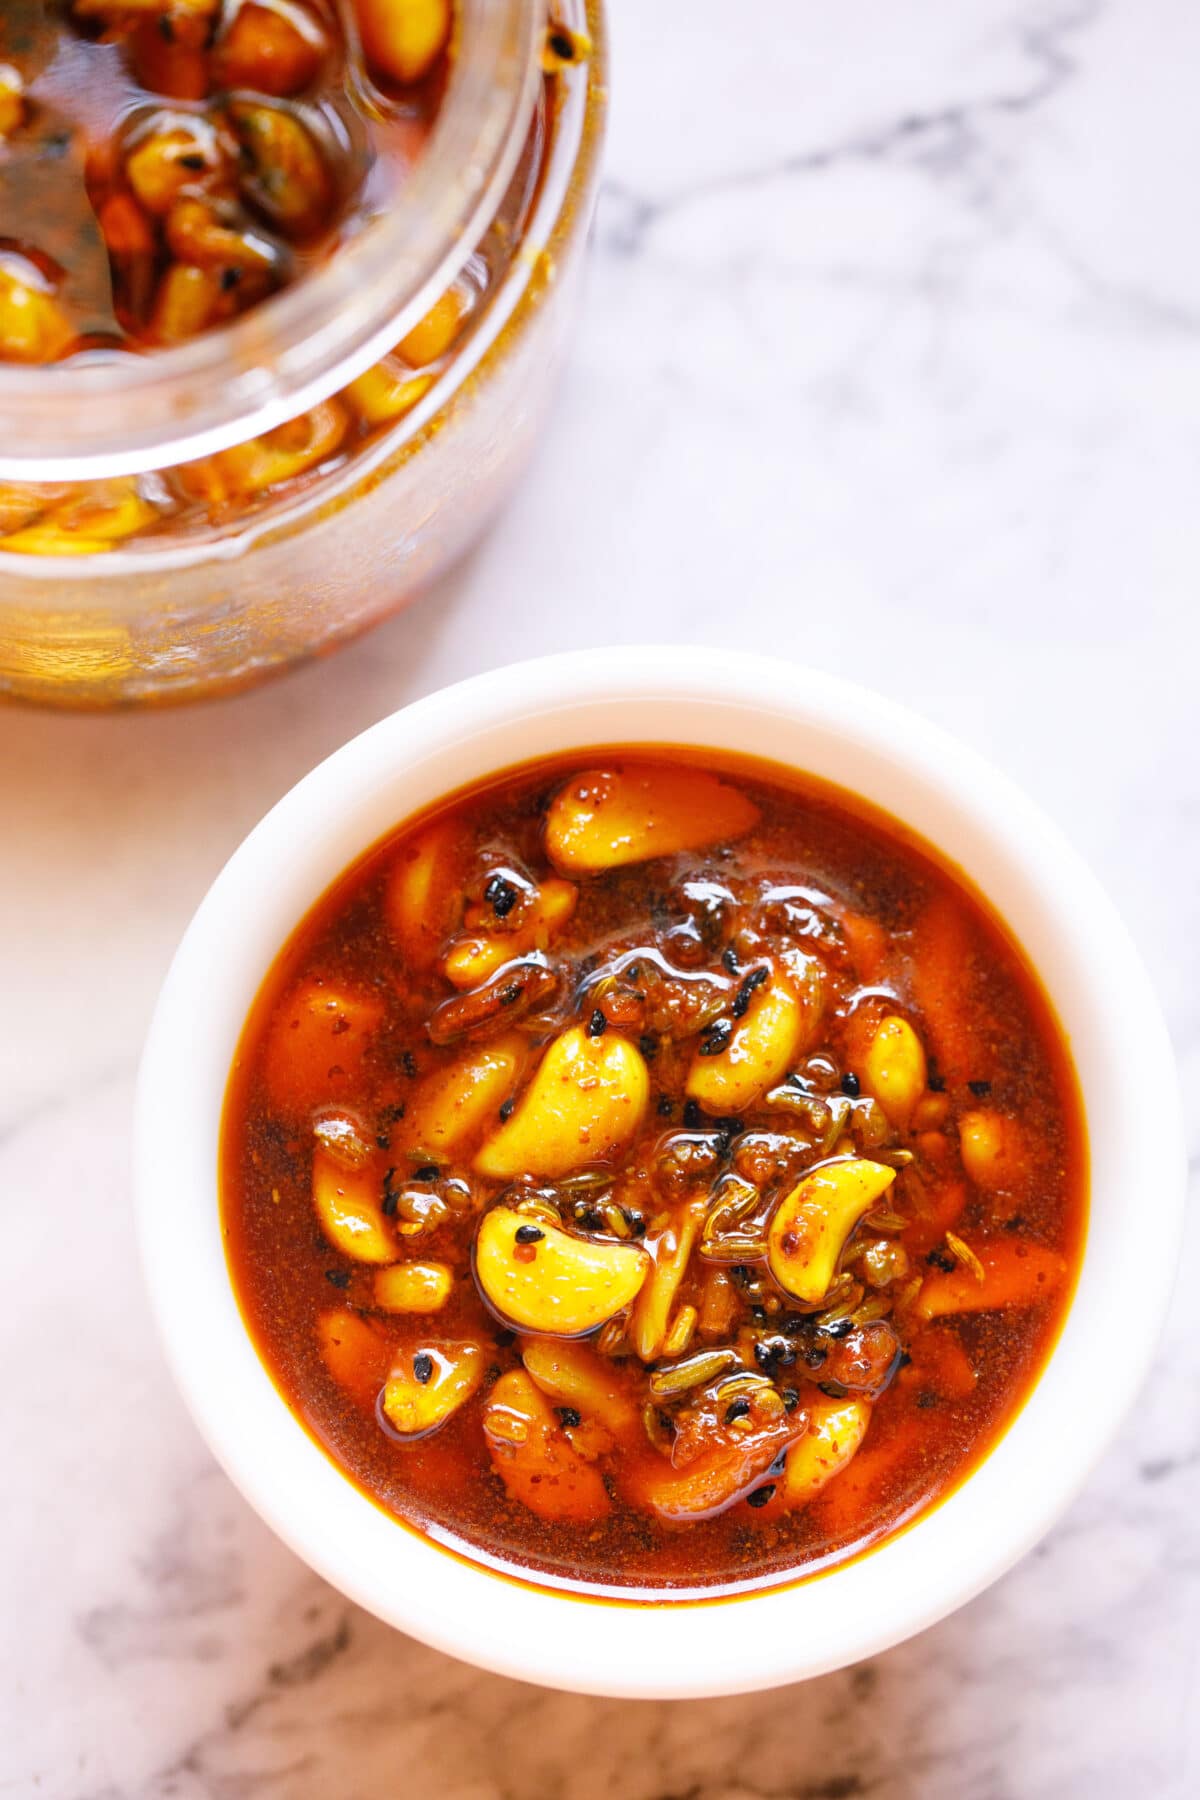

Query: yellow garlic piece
left=959, top=1109, right=1022, bottom=1189
left=482, top=1369, right=611, bottom=1523
left=401, top=1033, right=527, bottom=1160
left=521, top=1337, right=641, bottom=1446
left=384, top=814, right=467, bottom=969
left=443, top=878, right=577, bottom=988
left=398, top=285, right=469, bottom=365
left=316, top=1307, right=388, bottom=1406
left=767, top=1158, right=896, bottom=1304
left=373, top=1261, right=453, bottom=1312
left=0, top=266, right=74, bottom=364
left=0, top=63, right=26, bottom=138
left=343, top=358, right=433, bottom=427
left=685, top=974, right=804, bottom=1115
left=1, top=479, right=156, bottom=556
left=780, top=1396, right=870, bottom=1504
left=354, top=0, right=451, bottom=85
left=0, top=527, right=115, bottom=557
left=381, top=1341, right=485, bottom=1438
left=126, top=128, right=220, bottom=216
left=313, top=1148, right=395, bottom=1264
left=473, top=1206, right=649, bottom=1336
left=545, top=764, right=760, bottom=874
left=474, top=1026, right=649, bottom=1179
left=152, top=263, right=222, bottom=344
left=199, top=399, right=348, bottom=494
left=862, top=1014, right=927, bottom=1130
left=52, top=482, right=159, bottom=544
left=912, top=1091, right=951, bottom=1132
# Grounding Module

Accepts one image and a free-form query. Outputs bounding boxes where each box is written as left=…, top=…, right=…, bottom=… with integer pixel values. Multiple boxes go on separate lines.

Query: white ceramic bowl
left=135, top=647, right=1185, bottom=1699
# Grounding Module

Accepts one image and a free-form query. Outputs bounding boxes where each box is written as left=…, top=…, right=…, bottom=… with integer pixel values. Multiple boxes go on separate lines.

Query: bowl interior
left=135, top=648, right=1183, bottom=1697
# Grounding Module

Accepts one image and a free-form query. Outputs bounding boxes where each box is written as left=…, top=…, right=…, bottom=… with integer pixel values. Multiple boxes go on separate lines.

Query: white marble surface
left=3, top=1, right=1199, bottom=1793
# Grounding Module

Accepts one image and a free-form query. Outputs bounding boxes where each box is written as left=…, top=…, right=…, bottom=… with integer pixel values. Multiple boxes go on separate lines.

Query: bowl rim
left=134, top=646, right=1186, bottom=1698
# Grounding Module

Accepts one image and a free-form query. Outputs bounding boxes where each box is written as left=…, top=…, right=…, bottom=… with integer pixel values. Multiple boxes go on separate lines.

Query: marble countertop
left=3, top=1, right=1198, bottom=1793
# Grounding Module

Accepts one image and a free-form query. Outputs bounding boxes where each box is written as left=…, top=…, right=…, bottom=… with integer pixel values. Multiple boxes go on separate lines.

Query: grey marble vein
left=597, top=0, right=1106, bottom=260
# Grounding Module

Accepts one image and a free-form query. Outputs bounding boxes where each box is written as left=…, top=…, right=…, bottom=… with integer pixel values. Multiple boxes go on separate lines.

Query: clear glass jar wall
left=0, top=0, right=604, bottom=706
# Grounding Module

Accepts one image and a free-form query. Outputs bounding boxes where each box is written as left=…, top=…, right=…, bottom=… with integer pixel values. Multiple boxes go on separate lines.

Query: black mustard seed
left=485, top=874, right=519, bottom=918
left=699, top=1018, right=734, bottom=1056
left=730, top=966, right=769, bottom=1019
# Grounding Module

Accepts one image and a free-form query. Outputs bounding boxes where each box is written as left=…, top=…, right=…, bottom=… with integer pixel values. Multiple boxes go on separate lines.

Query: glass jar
left=0, top=0, right=604, bottom=707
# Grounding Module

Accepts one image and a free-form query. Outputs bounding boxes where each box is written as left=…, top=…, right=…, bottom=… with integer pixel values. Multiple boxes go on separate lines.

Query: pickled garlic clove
left=545, top=764, right=759, bottom=875
left=187, top=399, right=349, bottom=497
left=862, top=1014, right=927, bottom=1131
left=0, top=527, right=114, bottom=556
left=473, top=1026, right=649, bottom=1179
left=262, top=978, right=383, bottom=1115
left=372, top=1260, right=453, bottom=1312
left=520, top=1337, right=642, bottom=1447
left=958, top=1109, right=1024, bottom=1190
left=473, top=1206, right=649, bottom=1337
left=353, top=0, right=452, bottom=87
left=343, top=357, right=433, bottom=426
left=766, top=1158, right=897, bottom=1305
left=211, top=1, right=331, bottom=96
left=779, top=1396, right=870, bottom=1506
left=685, top=972, right=805, bottom=1115
left=316, top=1307, right=391, bottom=1407
left=123, top=121, right=229, bottom=216
left=0, top=64, right=26, bottom=139
left=400, top=1032, right=528, bottom=1160
left=397, top=284, right=470, bottom=365
left=384, top=815, right=469, bottom=970
left=150, top=262, right=222, bottom=342
left=0, top=264, right=75, bottom=364
left=164, top=196, right=280, bottom=276
left=313, top=1148, right=395, bottom=1263
left=381, top=1340, right=485, bottom=1437
left=482, top=1369, right=611, bottom=1522
left=0, top=477, right=159, bottom=555
left=442, top=878, right=577, bottom=989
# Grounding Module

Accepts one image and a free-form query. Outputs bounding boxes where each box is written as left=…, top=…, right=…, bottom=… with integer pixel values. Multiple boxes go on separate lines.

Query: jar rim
left=0, top=0, right=545, bottom=482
